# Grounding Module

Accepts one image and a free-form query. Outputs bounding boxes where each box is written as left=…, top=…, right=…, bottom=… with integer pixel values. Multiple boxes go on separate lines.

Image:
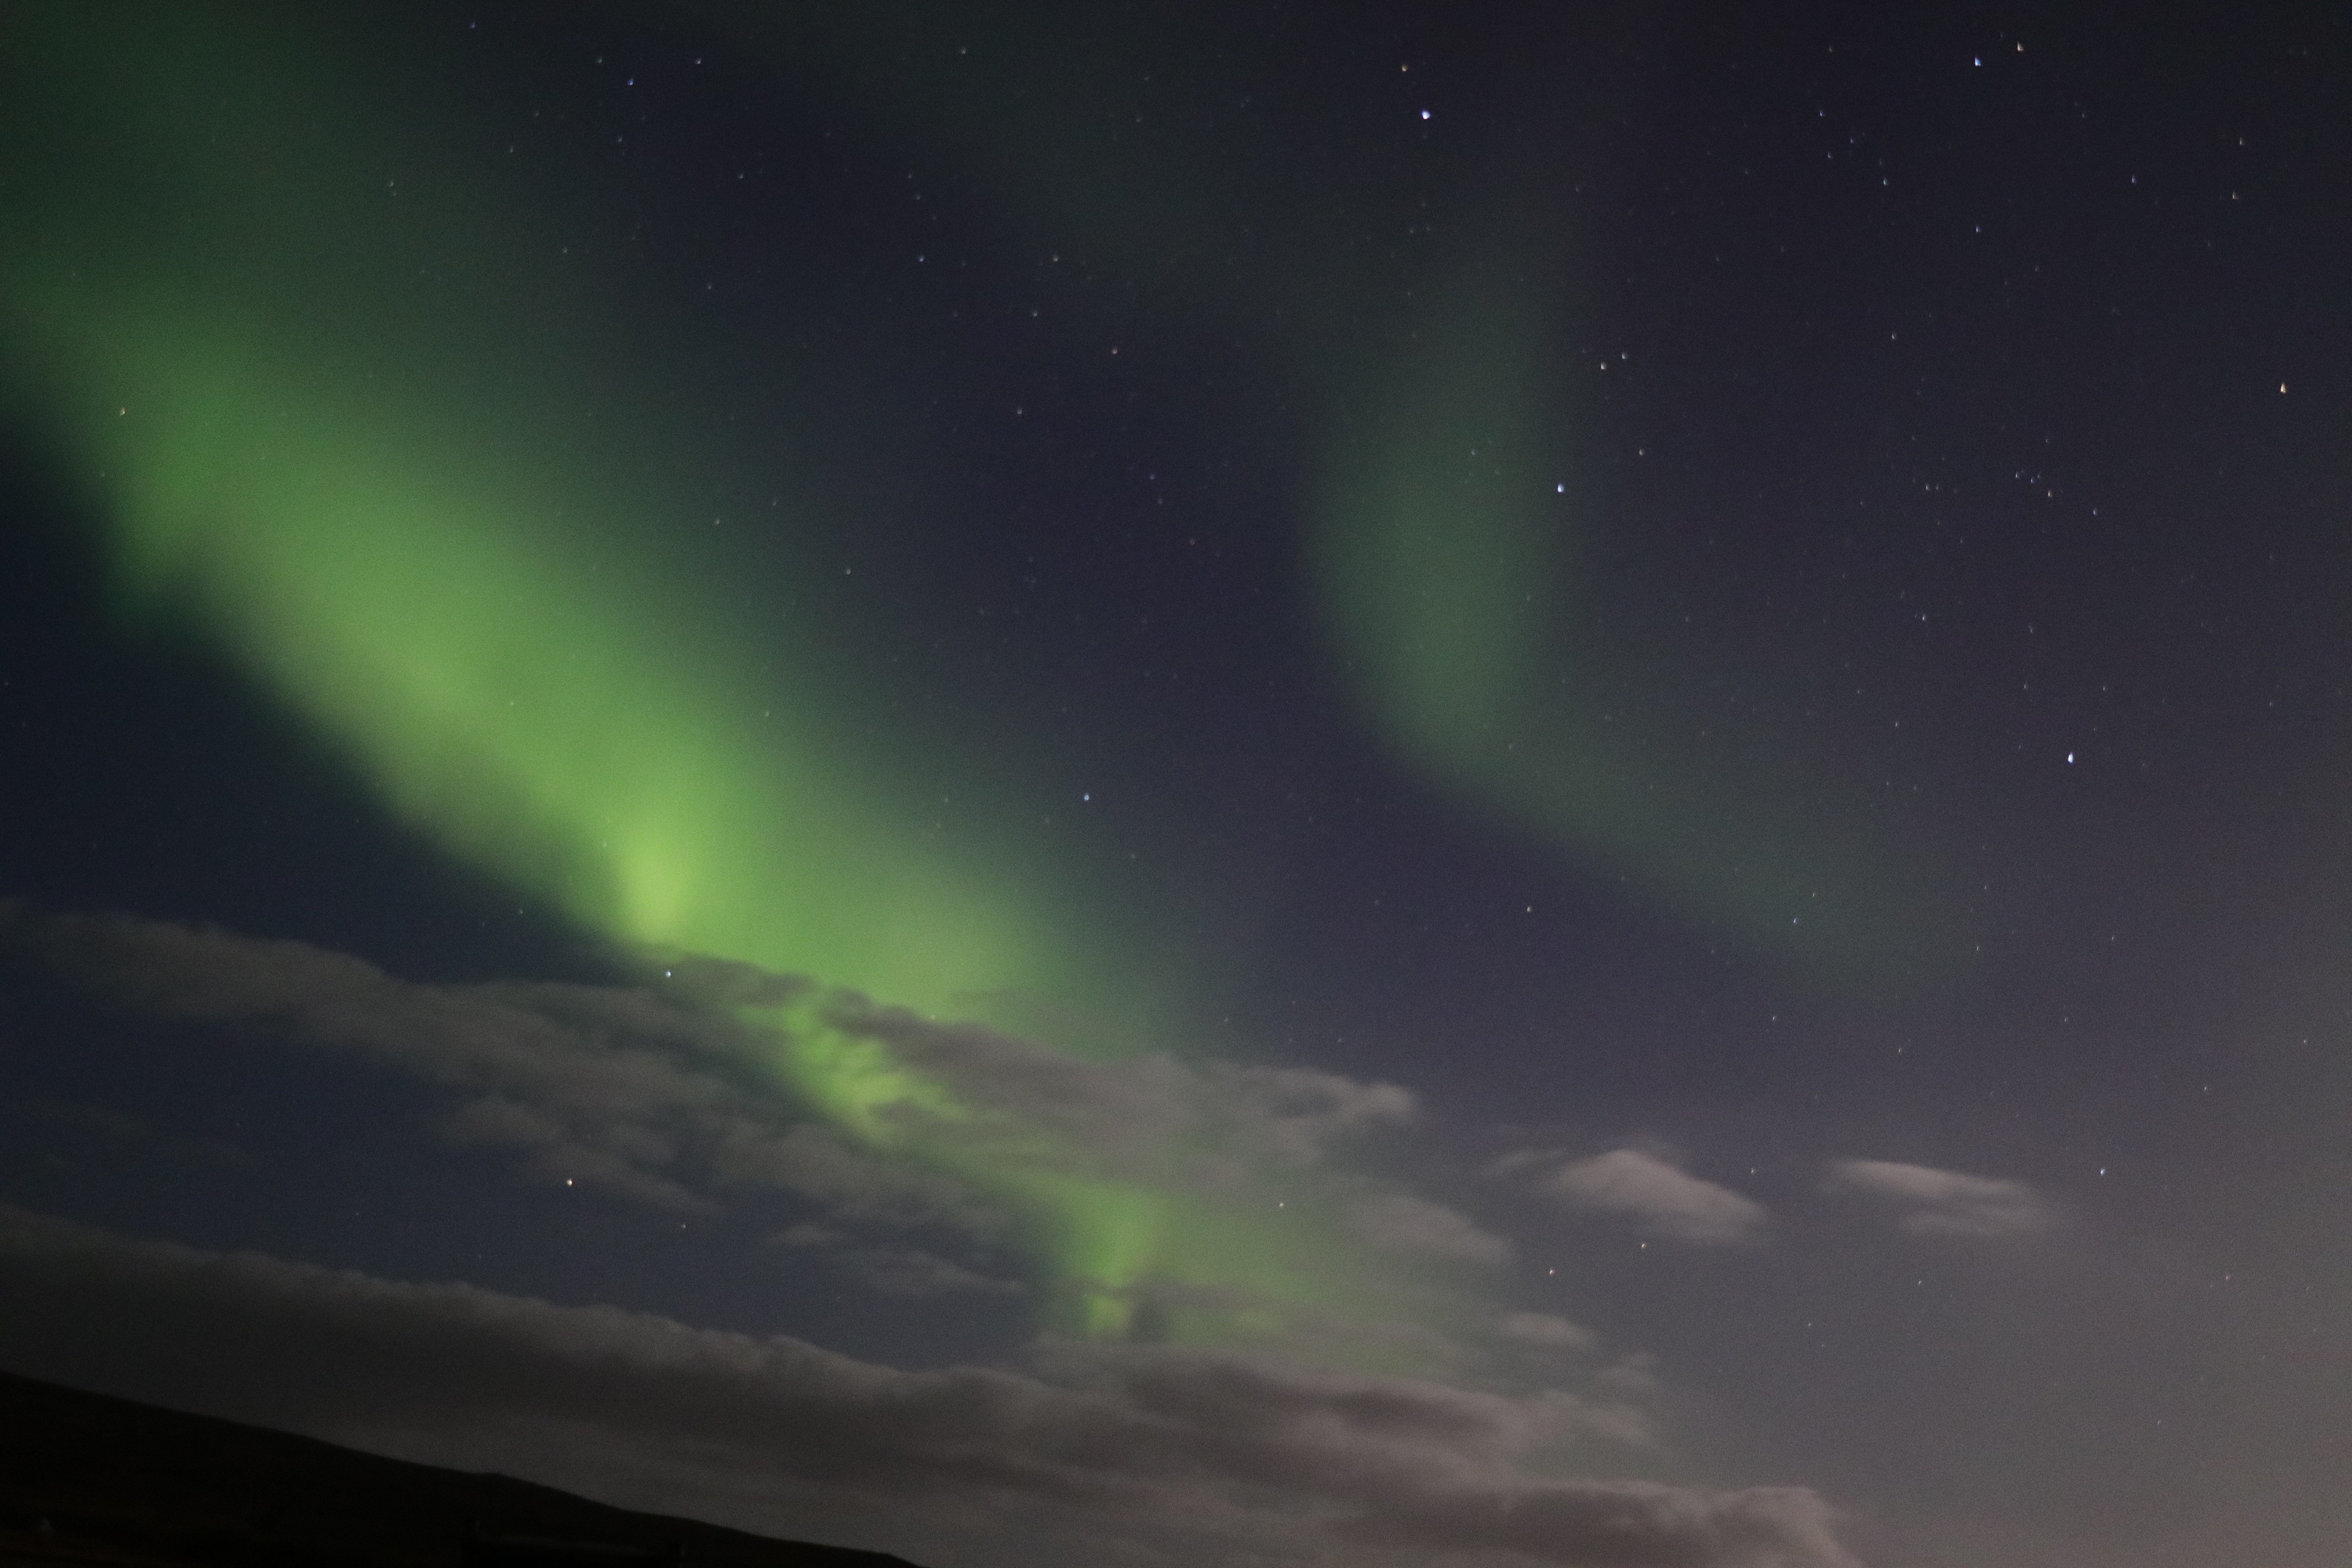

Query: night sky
left=3, top=4, right=2350, bottom=1565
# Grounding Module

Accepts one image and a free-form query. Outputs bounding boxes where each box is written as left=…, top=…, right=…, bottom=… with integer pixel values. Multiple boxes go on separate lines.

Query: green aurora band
left=1308, top=274, right=1969, bottom=987
left=720, top=0, right=1968, bottom=986
left=0, top=6, right=1436, bottom=1346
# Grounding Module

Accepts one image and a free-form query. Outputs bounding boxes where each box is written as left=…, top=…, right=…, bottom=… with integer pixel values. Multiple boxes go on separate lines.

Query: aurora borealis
left=1, top=6, right=1103, bottom=1018
left=6, top=5, right=2352, bottom=1566
left=0, top=3, right=1256, bottom=1339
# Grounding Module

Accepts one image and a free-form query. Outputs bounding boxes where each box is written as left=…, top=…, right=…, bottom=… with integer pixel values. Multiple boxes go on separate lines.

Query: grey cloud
left=1209, top=1063, right=1420, bottom=1163
left=1350, top=1194, right=1513, bottom=1265
left=832, top=1000, right=1417, bottom=1183
left=1071, top=1277, right=1486, bottom=1385
left=773, top=1225, right=1024, bottom=1298
left=1823, top=1160, right=2054, bottom=1237
left=446, top=1095, right=709, bottom=1212
left=712, top=1121, right=1009, bottom=1236
left=1485, top=1318, right=1658, bottom=1449
left=1, top=909, right=1421, bottom=1244
left=0, top=1205, right=1858, bottom=1568
left=0, top=908, right=1723, bottom=1501
left=0, top=905, right=1006, bottom=1236
left=24, top=1096, right=254, bottom=1171
left=1499, top=1312, right=1598, bottom=1352
left=4, top=907, right=765, bottom=1193
left=0, top=907, right=1537, bottom=1360
left=835, top=1247, right=1024, bottom=1298
left=1506, top=1150, right=1768, bottom=1247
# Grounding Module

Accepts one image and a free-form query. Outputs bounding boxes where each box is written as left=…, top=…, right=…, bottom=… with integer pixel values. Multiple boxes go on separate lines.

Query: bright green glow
left=0, top=7, right=1475, bottom=1359
left=1311, top=280, right=1962, bottom=983
left=0, top=6, right=1103, bottom=1020
left=784, top=1015, right=970, bottom=1143
left=29, top=301, right=1065, bottom=1019
left=1015, top=1174, right=1170, bottom=1338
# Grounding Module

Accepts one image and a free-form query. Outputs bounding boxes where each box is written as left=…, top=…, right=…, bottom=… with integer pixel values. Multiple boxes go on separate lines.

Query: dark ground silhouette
left=0, top=1370, right=918, bottom=1568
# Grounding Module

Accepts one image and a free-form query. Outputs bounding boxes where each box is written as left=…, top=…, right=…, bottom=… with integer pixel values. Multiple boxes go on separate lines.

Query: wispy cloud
left=22, top=1096, right=253, bottom=1171
left=0, top=1205, right=1860, bottom=1568
left=0, top=904, right=1498, bottom=1355
left=0, top=904, right=1426, bottom=1250
left=1823, top=1159, right=2054, bottom=1237
left=1, top=901, right=811, bottom=1214
left=1350, top=1194, right=1513, bottom=1265
left=774, top=1225, right=1025, bottom=1298
left=1497, top=1311, right=1597, bottom=1352
left=1499, top=1149, right=1769, bottom=1246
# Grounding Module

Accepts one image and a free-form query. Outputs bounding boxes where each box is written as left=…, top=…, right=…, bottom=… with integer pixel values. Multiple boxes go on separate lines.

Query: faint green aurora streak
left=1307, top=273, right=1963, bottom=985
left=716, top=0, right=1964, bottom=984
left=0, top=7, right=1420, bottom=1343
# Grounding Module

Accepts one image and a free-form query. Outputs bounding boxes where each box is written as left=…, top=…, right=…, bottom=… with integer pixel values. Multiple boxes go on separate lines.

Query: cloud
left=0, top=1205, right=1859, bottom=1568
left=0, top=903, right=1835, bottom=1540
left=839, top=1248, right=1025, bottom=1298
left=774, top=1225, right=1025, bottom=1298
left=1498, top=1312, right=1597, bottom=1353
left=1822, top=1160, right=2054, bottom=1238
left=0, top=906, right=1424, bottom=1242
left=21, top=1096, right=254, bottom=1171
left=831, top=999, right=1417, bottom=1182
left=1350, top=1194, right=1513, bottom=1266
left=0, top=901, right=826, bottom=1212
left=1502, top=1149, right=1768, bottom=1246
left=0, top=906, right=1522, bottom=1374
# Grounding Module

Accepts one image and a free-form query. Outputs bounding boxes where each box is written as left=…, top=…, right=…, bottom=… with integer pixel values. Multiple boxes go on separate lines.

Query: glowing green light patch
left=783, top=1013, right=970, bottom=1144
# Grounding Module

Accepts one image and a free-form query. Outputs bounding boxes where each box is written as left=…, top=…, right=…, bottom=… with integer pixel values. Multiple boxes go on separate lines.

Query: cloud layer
left=1503, top=1150, right=1768, bottom=1247
left=0, top=906, right=1882, bottom=1564
left=0, top=904, right=1434, bottom=1283
left=0, top=1205, right=1858, bottom=1568
left=1823, top=1160, right=2054, bottom=1238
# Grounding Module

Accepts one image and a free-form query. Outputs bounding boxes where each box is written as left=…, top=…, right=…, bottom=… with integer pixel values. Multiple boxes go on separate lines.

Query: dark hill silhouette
left=0, top=1370, right=922, bottom=1568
